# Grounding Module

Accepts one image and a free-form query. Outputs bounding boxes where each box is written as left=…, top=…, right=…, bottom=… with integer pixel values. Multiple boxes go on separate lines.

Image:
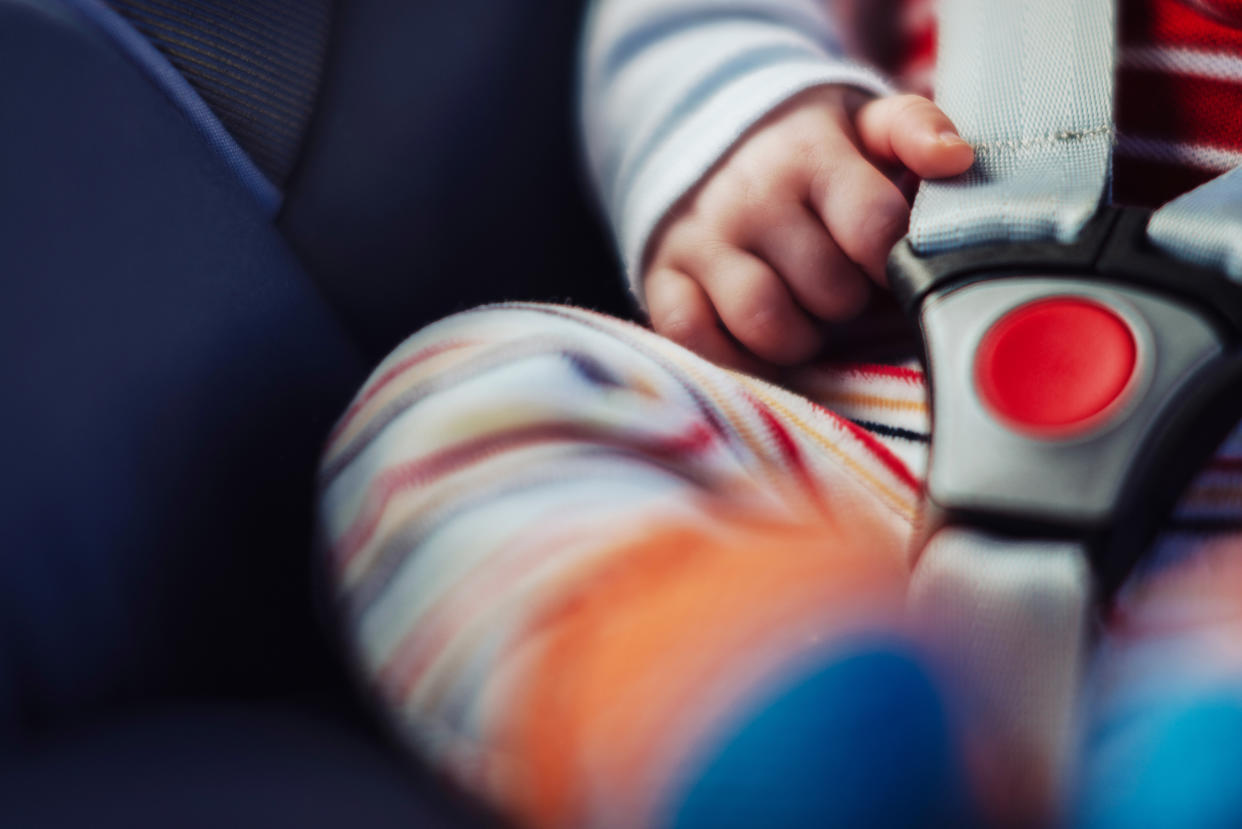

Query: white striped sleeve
left=579, top=0, right=896, bottom=298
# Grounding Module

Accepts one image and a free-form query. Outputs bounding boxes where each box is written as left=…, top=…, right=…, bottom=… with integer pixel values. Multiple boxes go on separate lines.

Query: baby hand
left=643, top=86, right=973, bottom=369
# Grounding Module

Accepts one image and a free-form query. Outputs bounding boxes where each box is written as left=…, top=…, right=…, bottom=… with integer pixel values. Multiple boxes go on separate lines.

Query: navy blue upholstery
left=0, top=0, right=365, bottom=735
left=0, top=0, right=614, bottom=823
left=279, top=0, right=634, bottom=359
left=0, top=704, right=493, bottom=827
left=104, top=0, right=332, bottom=189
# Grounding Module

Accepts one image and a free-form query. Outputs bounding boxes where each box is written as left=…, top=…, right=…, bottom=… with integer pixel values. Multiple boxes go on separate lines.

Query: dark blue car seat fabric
left=101, top=0, right=332, bottom=192
left=64, top=0, right=635, bottom=365
left=0, top=0, right=630, bottom=824
left=61, top=0, right=283, bottom=213
left=0, top=703, right=496, bottom=828
left=277, top=0, right=635, bottom=359
left=0, top=0, right=367, bottom=740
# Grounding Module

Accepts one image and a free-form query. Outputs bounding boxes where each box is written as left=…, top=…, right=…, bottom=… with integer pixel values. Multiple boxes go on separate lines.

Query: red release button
left=975, top=297, right=1138, bottom=435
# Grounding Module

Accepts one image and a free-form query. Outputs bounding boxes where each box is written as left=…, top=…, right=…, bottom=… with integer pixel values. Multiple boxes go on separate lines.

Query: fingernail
left=938, top=131, right=971, bottom=149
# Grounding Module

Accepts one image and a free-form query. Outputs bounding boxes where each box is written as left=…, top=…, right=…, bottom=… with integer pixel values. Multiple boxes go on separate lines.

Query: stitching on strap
left=971, top=125, right=1114, bottom=154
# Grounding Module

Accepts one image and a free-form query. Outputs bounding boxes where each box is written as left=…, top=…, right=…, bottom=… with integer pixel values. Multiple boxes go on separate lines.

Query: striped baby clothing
left=318, top=304, right=952, bottom=825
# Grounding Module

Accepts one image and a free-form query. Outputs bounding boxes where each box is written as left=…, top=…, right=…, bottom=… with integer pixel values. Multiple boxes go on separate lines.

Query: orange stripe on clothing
left=817, top=391, right=928, bottom=413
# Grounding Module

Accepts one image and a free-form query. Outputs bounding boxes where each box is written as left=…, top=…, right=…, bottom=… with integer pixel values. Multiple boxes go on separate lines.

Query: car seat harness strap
left=891, top=0, right=1242, bottom=802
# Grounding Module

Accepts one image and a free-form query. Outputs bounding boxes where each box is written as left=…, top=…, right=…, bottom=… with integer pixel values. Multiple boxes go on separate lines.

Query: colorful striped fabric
left=317, top=303, right=1242, bottom=826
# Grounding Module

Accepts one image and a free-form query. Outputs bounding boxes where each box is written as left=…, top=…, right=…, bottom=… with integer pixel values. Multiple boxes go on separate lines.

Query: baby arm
left=645, top=87, right=973, bottom=369
left=581, top=0, right=973, bottom=369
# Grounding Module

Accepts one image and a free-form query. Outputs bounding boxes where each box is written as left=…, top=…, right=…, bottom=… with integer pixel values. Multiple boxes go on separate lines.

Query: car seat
left=0, top=0, right=627, bottom=824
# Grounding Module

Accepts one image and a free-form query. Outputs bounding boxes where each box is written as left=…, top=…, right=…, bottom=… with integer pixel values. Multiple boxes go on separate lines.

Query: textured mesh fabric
left=104, top=0, right=331, bottom=188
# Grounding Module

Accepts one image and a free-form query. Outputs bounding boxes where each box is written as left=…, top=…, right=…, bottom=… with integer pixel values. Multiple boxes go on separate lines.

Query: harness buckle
left=889, top=206, right=1242, bottom=596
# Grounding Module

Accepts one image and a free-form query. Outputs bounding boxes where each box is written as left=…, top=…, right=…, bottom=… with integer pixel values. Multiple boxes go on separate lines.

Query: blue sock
left=668, top=641, right=978, bottom=829
left=1078, top=692, right=1242, bottom=829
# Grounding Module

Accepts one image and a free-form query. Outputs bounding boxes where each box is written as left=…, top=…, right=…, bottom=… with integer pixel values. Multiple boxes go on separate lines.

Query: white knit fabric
left=579, top=0, right=894, bottom=298
left=908, top=0, right=1115, bottom=253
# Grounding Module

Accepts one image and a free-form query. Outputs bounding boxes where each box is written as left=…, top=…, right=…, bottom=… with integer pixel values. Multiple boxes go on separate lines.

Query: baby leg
left=317, top=303, right=974, bottom=827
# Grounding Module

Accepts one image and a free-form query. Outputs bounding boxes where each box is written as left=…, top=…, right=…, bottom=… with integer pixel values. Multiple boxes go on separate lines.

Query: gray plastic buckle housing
left=889, top=208, right=1242, bottom=596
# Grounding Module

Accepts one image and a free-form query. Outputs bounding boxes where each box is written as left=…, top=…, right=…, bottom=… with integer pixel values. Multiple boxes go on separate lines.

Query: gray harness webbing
left=902, top=0, right=1242, bottom=810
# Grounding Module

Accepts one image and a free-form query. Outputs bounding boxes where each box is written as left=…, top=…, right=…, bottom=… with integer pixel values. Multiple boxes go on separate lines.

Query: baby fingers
left=808, top=148, right=912, bottom=283
left=854, top=94, right=975, bottom=180
left=645, top=266, right=761, bottom=372
left=696, top=249, right=823, bottom=365
left=744, top=205, right=871, bottom=322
